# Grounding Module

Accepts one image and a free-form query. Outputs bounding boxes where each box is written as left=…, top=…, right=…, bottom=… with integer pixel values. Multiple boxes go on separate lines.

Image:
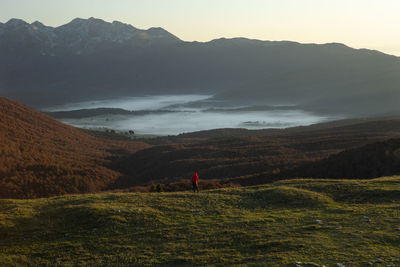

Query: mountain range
left=0, top=17, right=180, bottom=54
left=1, top=18, right=400, bottom=116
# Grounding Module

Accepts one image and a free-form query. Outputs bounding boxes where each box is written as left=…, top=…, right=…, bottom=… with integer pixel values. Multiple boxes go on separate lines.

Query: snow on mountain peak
left=1, top=18, right=182, bottom=54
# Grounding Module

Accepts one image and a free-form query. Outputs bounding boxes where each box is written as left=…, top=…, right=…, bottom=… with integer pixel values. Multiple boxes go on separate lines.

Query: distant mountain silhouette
left=0, top=17, right=180, bottom=55
left=0, top=97, right=148, bottom=198
left=1, top=18, right=400, bottom=116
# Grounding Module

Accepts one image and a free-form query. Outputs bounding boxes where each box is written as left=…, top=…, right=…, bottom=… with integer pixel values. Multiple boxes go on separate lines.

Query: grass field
left=1, top=177, right=400, bottom=266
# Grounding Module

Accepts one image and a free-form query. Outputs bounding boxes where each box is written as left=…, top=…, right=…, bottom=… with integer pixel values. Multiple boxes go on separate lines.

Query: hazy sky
left=1, top=0, right=400, bottom=56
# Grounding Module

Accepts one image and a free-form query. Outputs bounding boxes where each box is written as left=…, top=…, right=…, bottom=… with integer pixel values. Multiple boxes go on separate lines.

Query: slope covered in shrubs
left=290, top=138, right=400, bottom=179
left=0, top=97, right=149, bottom=198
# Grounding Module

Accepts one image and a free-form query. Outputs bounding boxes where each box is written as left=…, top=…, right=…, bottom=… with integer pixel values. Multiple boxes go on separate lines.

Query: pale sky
left=1, top=0, right=400, bottom=56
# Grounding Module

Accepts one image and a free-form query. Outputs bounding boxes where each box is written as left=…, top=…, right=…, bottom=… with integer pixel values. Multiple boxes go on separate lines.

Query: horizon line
left=1, top=16, right=398, bottom=58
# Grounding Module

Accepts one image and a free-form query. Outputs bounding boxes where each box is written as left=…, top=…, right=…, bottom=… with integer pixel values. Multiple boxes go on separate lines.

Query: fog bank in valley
left=49, top=95, right=334, bottom=136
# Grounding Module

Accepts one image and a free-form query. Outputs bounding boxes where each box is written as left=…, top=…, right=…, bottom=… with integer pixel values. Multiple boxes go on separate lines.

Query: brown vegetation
left=112, top=119, right=400, bottom=189
left=0, top=97, right=149, bottom=198
left=286, top=138, right=400, bottom=179
left=4, top=96, right=400, bottom=198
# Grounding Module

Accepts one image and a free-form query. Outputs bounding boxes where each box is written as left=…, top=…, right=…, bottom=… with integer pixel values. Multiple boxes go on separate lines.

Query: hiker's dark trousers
left=192, top=182, right=199, bottom=192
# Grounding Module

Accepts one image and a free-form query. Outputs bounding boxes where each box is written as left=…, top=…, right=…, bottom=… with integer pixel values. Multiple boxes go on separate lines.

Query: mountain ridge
left=2, top=17, right=400, bottom=116
left=2, top=17, right=395, bottom=58
left=2, top=17, right=398, bottom=57
left=0, top=17, right=181, bottom=56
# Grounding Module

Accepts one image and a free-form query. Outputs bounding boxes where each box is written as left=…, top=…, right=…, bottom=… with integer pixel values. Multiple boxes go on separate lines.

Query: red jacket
left=192, top=173, right=199, bottom=183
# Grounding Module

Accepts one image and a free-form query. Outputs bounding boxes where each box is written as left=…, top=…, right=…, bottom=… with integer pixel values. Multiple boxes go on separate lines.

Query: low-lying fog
left=45, top=95, right=211, bottom=112
left=45, top=95, right=334, bottom=136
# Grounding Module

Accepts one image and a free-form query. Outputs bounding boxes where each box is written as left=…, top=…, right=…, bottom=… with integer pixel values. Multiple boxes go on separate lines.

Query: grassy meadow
left=1, top=177, right=400, bottom=266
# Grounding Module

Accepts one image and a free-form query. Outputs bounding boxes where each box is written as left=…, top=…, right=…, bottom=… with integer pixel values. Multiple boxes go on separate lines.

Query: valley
left=3, top=96, right=400, bottom=198
left=43, top=95, right=331, bottom=135
left=2, top=2, right=400, bottom=265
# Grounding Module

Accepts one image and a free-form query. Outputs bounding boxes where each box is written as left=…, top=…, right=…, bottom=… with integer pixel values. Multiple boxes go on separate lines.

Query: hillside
left=112, top=119, right=400, bottom=189
left=288, top=138, right=400, bottom=180
left=0, top=97, right=149, bottom=198
left=2, top=18, right=400, bottom=115
left=1, top=177, right=400, bottom=266
left=5, top=96, right=400, bottom=198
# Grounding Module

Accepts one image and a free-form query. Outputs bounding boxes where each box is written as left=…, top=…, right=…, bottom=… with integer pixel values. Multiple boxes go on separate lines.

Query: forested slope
left=0, top=97, right=148, bottom=198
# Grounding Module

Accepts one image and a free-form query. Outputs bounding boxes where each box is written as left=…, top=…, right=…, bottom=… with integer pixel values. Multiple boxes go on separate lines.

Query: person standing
left=192, top=172, right=199, bottom=193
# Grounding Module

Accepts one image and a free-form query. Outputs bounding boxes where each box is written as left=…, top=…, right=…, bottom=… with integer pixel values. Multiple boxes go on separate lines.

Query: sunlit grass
left=1, top=177, right=400, bottom=266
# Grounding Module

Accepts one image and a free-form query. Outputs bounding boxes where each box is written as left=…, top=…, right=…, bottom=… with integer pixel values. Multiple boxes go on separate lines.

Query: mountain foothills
left=113, top=119, right=400, bottom=190
left=3, top=97, right=400, bottom=198
left=290, top=138, right=400, bottom=180
left=0, top=97, right=149, bottom=198
left=1, top=18, right=400, bottom=115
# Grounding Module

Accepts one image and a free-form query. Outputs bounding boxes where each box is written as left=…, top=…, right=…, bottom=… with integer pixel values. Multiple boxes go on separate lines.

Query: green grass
left=1, top=177, right=400, bottom=266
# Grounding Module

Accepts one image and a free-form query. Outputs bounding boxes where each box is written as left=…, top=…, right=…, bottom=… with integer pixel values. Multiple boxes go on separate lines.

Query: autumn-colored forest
left=0, top=97, right=148, bottom=198
left=3, top=96, right=400, bottom=199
